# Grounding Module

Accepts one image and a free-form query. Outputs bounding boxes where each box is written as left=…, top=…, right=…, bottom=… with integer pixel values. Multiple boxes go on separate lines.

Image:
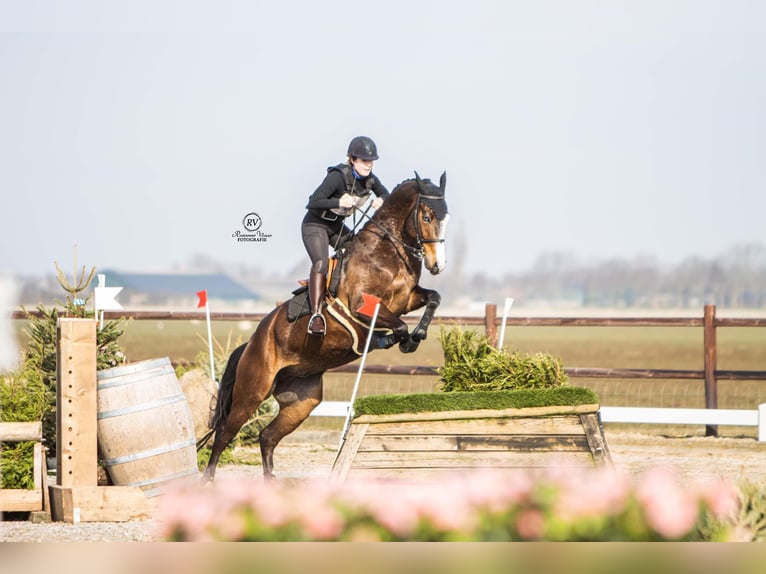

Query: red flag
left=356, top=292, right=381, bottom=317
left=196, top=289, right=207, bottom=308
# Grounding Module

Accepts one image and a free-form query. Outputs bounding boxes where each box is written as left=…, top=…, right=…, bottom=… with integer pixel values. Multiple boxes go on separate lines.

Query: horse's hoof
left=399, top=339, right=420, bottom=353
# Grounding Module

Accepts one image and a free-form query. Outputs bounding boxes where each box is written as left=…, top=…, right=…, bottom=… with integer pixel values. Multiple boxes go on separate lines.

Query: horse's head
left=413, top=171, right=449, bottom=275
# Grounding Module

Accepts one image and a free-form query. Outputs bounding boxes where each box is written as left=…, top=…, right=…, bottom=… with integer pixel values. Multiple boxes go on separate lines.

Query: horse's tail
left=196, top=342, right=248, bottom=450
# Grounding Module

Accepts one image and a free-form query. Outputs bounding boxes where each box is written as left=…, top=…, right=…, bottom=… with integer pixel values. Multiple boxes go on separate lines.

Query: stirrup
left=307, top=312, right=326, bottom=335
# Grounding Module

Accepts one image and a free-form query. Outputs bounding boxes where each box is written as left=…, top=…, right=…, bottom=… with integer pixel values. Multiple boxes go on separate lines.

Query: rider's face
left=351, top=157, right=374, bottom=177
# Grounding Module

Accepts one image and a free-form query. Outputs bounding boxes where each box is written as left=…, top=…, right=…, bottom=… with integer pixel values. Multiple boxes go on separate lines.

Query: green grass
left=10, top=317, right=766, bottom=437
left=353, top=387, right=600, bottom=417
left=13, top=319, right=764, bottom=372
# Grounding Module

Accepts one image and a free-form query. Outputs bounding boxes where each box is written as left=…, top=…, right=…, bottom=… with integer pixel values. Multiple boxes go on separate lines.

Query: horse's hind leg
left=201, top=402, right=260, bottom=485
left=201, top=354, right=278, bottom=485
left=259, top=372, right=323, bottom=480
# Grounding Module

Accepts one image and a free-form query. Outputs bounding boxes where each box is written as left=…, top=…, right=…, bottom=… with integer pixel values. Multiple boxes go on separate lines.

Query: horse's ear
left=414, top=170, right=423, bottom=188
left=439, top=171, right=446, bottom=194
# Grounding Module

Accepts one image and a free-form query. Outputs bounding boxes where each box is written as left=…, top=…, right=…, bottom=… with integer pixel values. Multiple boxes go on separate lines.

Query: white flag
left=94, top=273, right=123, bottom=311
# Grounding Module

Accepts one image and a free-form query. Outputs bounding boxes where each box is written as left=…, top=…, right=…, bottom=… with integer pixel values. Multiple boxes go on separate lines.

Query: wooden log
left=349, top=449, right=595, bottom=468
left=0, top=422, right=42, bottom=442
left=362, top=416, right=586, bottom=436
left=48, top=485, right=153, bottom=523
left=357, top=434, right=591, bottom=453
left=332, top=423, right=368, bottom=482
left=0, top=489, right=43, bottom=512
left=579, top=413, right=611, bottom=464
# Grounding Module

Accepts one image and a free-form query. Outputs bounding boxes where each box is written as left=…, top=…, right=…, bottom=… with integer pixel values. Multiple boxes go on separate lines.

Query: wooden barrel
left=97, top=357, right=198, bottom=497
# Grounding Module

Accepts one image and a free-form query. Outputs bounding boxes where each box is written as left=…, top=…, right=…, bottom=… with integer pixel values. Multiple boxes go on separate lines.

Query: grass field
left=12, top=315, right=766, bottom=437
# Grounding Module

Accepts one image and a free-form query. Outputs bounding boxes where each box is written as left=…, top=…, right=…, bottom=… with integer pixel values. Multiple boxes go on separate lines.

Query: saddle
left=287, top=253, right=343, bottom=322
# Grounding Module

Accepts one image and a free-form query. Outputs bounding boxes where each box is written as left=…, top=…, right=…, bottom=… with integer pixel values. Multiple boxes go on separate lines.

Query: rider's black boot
left=307, top=270, right=327, bottom=335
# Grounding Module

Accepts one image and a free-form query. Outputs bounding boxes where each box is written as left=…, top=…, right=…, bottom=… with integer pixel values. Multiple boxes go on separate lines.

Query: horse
left=199, top=171, right=449, bottom=482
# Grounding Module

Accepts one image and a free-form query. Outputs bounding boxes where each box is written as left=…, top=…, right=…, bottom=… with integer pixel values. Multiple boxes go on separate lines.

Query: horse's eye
left=422, top=215, right=431, bottom=223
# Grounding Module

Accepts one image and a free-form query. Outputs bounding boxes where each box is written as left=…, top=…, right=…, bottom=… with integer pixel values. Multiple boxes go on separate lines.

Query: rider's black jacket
left=303, top=164, right=389, bottom=228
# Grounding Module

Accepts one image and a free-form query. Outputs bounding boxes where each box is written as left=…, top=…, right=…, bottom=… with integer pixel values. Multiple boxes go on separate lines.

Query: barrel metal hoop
left=97, top=365, right=176, bottom=390
left=97, top=357, right=171, bottom=379
left=97, top=393, right=187, bottom=420
left=127, top=468, right=200, bottom=497
left=102, top=437, right=197, bottom=466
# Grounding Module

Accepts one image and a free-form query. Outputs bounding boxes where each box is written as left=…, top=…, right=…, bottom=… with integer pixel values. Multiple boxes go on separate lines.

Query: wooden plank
left=0, top=489, right=43, bottom=512
left=354, top=404, right=601, bottom=424
left=358, top=434, right=590, bottom=453
left=349, top=449, right=594, bottom=468
left=331, top=423, right=369, bottom=480
left=579, top=413, right=613, bottom=466
left=49, top=485, right=153, bottom=523
left=0, top=422, right=42, bottom=442
left=362, top=415, right=586, bottom=436
left=41, top=446, right=51, bottom=515
left=56, top=318, right=98, bottom=488
left=33, top=442, right=42, bottom=490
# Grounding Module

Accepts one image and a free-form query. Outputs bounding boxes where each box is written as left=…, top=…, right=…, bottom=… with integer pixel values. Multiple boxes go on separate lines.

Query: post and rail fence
left=12, top=304, right=766, bottom=439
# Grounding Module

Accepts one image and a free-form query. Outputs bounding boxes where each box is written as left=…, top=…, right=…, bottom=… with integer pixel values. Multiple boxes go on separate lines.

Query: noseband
left=353, top=191, right=446, bottom=262
left=411, top=193, right=446, bottom=261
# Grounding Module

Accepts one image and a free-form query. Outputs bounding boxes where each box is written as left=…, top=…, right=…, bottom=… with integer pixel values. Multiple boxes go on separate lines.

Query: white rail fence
left=311, top=401, right=766, bottom=442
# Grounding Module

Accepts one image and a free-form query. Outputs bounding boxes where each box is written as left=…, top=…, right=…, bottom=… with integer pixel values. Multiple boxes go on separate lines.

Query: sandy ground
left=2, top=430, right=765, bottom=542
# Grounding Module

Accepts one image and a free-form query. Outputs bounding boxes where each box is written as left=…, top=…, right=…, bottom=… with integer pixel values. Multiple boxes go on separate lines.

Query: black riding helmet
left=347, top=136, right=379, bottom=161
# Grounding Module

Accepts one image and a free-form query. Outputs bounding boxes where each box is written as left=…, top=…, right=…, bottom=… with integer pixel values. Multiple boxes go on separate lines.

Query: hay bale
left=178, top=369, right=218, bottom=440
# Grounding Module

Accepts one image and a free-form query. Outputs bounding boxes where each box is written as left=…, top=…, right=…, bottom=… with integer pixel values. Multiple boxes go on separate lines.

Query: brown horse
left=200, top=172, right=449, bottom=482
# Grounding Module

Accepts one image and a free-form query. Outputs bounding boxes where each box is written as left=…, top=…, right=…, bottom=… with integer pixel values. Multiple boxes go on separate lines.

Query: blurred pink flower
left=695, top=477, right=740, bottom=519
left=365, top=489, right=421, bottom=538
left=635, top=466, right=699, bottom=539
left=461, top=470, right=534, bottom=512
left=516, top=509, right=546, bottom=540
left=555, top=467, right=631, bottom=519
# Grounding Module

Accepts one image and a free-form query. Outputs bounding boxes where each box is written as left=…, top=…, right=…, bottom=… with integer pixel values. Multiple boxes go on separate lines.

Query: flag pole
left=197, top=290, right=216, bottom=383
left=336, top=301, right=381, bottom=454
left=205, top=300, right=215, bottom=383
left=497, top=297, right=514, bottom=350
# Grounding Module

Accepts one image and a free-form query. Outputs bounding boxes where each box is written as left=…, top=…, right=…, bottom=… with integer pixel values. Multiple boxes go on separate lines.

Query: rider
left=301, top=136, right=390, bottom=335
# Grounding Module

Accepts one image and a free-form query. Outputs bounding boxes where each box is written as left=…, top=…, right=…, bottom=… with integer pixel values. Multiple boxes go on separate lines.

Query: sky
left=1, top=0, right=765, bottom=282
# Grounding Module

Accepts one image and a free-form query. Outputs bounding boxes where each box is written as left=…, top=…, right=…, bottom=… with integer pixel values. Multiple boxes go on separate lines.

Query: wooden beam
left=0, top=422, right=42, bottom=442
left=48, top=485, right=153, bottom=523
left=56, top=318, right=98, bottom=488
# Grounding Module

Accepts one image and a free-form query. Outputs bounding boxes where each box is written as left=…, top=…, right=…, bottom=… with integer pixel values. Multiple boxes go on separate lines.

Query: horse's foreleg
left=396, top=288, right=441, bottom=353
left=410, top=289, right=441, bottom=341
left=258, top=373, right=323, bottom=480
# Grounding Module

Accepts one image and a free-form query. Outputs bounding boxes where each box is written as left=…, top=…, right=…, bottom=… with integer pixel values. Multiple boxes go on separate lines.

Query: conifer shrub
left=438, top=326, right=568, bottom=392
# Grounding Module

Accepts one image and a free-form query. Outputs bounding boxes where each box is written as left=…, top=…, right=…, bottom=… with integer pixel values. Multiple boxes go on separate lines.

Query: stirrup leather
left=307, top=312, right=326, bottom=335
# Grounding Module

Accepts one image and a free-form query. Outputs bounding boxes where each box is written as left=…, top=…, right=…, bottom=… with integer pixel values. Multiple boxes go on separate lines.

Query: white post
left=337, top=302, right=381, bottom=450
left=759, top=403, right=766, bottom=442
left=497, top=297, right=514, bottom=350
left=204, top=301, right=215, bottom=383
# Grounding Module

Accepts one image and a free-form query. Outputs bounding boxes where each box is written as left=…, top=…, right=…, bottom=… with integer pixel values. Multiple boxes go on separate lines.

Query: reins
left=351, top=191, right=445, bottom=260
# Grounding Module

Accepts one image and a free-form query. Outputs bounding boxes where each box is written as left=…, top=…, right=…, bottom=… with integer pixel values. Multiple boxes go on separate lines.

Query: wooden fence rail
left=12, top=304, right=766, bottom=436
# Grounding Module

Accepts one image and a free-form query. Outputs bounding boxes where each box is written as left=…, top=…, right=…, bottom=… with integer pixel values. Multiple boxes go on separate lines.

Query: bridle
left=353, top=190, right=446, bottom=261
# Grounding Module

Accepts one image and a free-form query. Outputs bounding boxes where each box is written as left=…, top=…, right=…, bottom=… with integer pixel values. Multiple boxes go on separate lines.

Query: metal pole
left=704, top=304, right=718, bottom=437
left=337, top=302, right=381, bottom=451
left=497, top=297, right=514, bottom=350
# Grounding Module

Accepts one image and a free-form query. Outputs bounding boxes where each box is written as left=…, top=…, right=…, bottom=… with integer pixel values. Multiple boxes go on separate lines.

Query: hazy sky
left=1, top=1, right=764, bottom=281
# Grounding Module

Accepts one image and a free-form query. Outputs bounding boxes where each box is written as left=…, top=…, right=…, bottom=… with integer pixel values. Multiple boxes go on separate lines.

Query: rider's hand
left=339, top=193, right=355, bottom=209
left=371, top=196, right=383, bottom=209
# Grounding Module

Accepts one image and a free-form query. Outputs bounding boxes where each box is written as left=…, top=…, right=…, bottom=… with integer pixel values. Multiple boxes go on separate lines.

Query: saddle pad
left=287, top=287, right=311, bottom=322
left=286, top=250, right=345, bottom=323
